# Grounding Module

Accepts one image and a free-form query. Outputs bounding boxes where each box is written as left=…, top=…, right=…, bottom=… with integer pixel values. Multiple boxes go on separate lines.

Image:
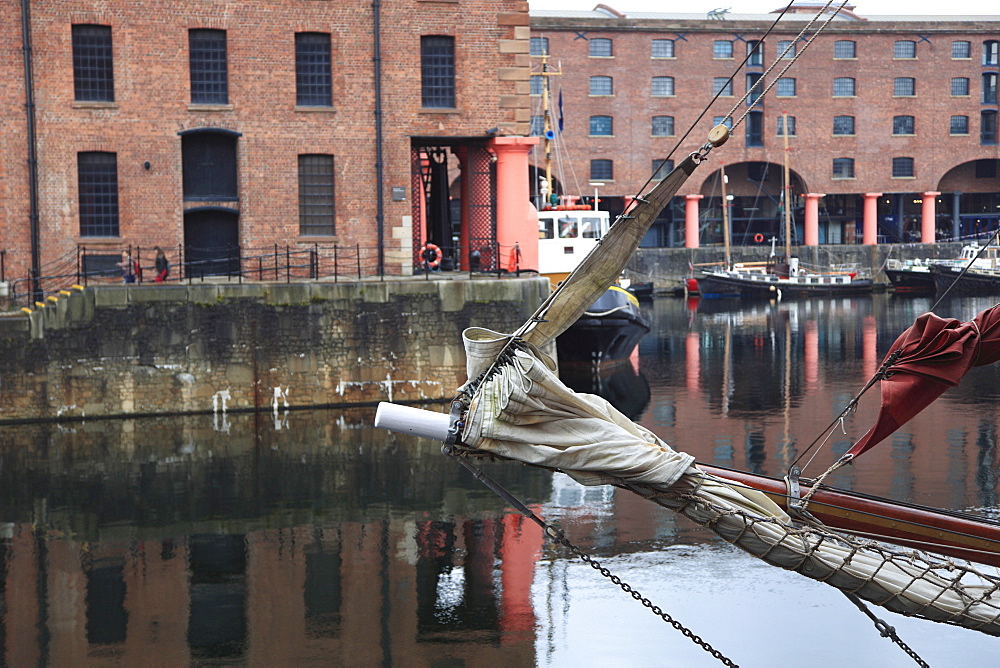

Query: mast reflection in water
left=0, top=294, right=997, bottom=666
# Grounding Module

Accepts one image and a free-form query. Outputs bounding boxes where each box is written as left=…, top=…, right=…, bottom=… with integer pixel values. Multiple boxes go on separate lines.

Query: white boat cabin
left=537, top=208, right=611, bottom=284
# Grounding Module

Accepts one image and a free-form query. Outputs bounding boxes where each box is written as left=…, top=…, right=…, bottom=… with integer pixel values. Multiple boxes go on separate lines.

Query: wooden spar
left=537, top=54, right=561, bottom=207
left=699, top=463, right=1000, bottom=567
left=721, top=162, right=731, bottom=268
left=782, top=111, right=792, bottom=260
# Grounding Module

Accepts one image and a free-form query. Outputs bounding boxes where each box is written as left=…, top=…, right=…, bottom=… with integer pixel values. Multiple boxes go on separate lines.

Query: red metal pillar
left=684, top=194, right=703, bottom=249
left=921, top=191, right=941, bottom=244
left=804, top=193, right=824, bottom=246
left=490, top=137, right=540, bottom=272
left=863, top=193, right=882, bottom=246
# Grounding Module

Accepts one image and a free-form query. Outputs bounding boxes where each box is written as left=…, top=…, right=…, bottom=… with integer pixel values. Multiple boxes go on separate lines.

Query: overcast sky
left=529, top=0, right=999, bottom=15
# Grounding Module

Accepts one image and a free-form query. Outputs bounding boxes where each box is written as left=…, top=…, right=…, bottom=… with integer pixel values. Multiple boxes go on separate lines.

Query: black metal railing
left=1, top=241, right=527, bottom=309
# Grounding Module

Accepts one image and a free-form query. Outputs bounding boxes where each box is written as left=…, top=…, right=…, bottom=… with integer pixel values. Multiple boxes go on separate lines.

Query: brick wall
left=529, top=13, right=1000, bottom=202
left=1, top=1, right=531, bottom=282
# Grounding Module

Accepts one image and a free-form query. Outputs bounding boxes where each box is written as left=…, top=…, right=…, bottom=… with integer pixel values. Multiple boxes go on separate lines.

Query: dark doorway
left=184, top=208, right=240, bottom=277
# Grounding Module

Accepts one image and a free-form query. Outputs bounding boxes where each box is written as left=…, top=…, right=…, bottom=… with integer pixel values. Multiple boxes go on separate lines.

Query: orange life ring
left=420, top=243, right=442, bottom=269
left=754, top=233, right=765, bottom=243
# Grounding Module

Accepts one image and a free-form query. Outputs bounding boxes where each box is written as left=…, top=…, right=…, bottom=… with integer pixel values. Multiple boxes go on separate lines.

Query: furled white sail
left=457, top=328, right=1000, bottom=637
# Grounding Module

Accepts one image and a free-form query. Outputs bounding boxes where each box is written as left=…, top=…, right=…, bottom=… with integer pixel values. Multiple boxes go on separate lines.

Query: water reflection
left=1, top=294, right=998, bottom=666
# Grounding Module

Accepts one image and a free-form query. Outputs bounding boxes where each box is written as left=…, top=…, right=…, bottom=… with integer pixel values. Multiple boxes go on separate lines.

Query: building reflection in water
left=1, top=294, right=998, bottom=665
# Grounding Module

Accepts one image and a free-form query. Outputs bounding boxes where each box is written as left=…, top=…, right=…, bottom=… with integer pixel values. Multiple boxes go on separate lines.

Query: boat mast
left=782, top=112, right=792, bottom=260
left=721, top=162, right=731, bottom=268
left=537, top=54, right=561, bottom=208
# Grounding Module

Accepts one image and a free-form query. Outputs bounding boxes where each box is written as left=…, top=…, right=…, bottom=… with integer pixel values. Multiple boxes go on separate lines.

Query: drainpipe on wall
left=373, top=0, right=386, bottom=275
left=21, top=0, right=42, bottom=301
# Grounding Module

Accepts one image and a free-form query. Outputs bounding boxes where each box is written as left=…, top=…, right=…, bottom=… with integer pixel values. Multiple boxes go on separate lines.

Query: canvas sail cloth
left=458, top=328, right=1000, bottom=636
left=845, top=303, right=1000, bottom=459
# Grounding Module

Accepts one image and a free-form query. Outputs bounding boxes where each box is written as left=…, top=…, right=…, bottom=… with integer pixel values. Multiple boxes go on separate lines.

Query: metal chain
left=545, top=525, right=740, bottom=667
left=842, top=592, right=929, bottom=667
left=442, top=445, right=738, bottom=666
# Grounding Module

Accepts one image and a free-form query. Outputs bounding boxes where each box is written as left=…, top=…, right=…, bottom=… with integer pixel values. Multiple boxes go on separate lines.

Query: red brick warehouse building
left=1, top=0, right=540, bottom=299
left=528, top=4, right=1000, bottom=248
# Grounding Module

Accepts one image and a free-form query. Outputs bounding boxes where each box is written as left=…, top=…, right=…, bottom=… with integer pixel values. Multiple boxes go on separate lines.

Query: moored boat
left=884, top=258, right=936, bottom=294
left=554, top=285, right=649, bottom=364
left=699, top=255, right=873, bottom=299
left=929, top=242, right=1000, bottom=295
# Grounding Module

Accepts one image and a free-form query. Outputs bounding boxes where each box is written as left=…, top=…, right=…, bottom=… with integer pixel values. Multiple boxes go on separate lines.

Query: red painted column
left=804, top=193, right=824, bottom=246
left=921, top=191, right=941, bottom=243
left=684, top=194, right=703, bottom=249
left=685, top=332, right=700, bottom=392
left=490, top=137, right=540, bottom=272
left=863, top=192, right=882, bottom=245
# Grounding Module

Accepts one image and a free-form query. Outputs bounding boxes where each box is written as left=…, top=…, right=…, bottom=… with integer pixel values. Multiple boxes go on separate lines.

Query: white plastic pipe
left=374, top=402, right=452, bottom=442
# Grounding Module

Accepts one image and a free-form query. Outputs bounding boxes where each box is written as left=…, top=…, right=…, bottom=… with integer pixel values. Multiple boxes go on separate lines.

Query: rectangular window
left=746, top=73, right=762, bottom=104
left=894, top=40, right=916, bottom=59
left=950, top=115, right=969, bottom=135
left=295, top=33, right=332, bottom=107
left=590, top=159, right=613, bottom=181
left=833, top=40, right=856, bottom=59
left=589, top=115, right=613, bottom=136
left=298, top=154, right=336, bottom=236
left=745, top=111, right=763, bottom=147
left=832, top=158, right=854, bottom=179
left=421, top=36, right=455, bottom=108
left=976, top=159, right=997, bottom=178
left=651, top=115, right=675, bottom=136
left=953, top=40, right=971, bottom=59
left=189, top=29, right=228, bottom=104
left=747, top=40, right=763, bottom=66
left=651, top=159, right=675, bottom=181
left=530, top=75, right=543, bottom=96
left=651, top=76, right=674, bottom=96
left=589, top=38, right=612, bottom=57
left=983, top=111, right=998, bottom=145
left=833, top=77, right=855, bottom=97
left=833, top=115, right=855, bottom=135
left=530, top=37, right=548, bottom=56
left=892, top=157, right=914, bottom=178
left=776, top=78, right=796, bottom=97
left=893, top=115, right=915, bottom=135
left=952, top=77, right=970, bottom=96
left=777, top=115, right=795, bottom=136
left=984, top=41, right=999, bottom=66
left=983, top=73, right=998, bottom=104
left=894, top=77, right=915, bottom=96
left=713, top=40, right=733, bottom=58
left=78, top=152, right=120, bottom=237
left=713, top=77, right=733, bottom=96
left=777, top=40, right=795, bottom=58
left=651, top=39, right=674, bottom=58
left=589, top=76, right=613, bottom=96
left=712, top=116, right=733, bottom=129
left=72, top=25, right=114, bottom=102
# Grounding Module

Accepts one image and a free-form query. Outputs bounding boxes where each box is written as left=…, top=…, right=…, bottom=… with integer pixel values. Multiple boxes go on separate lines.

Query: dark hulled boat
left=556, top=286, right=650, bottom=364
left=699, top=255, right=873, bottom=299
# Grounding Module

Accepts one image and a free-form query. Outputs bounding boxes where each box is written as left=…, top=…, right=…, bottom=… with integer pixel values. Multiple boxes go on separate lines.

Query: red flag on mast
left=846, top=303, right=1000, bottom=460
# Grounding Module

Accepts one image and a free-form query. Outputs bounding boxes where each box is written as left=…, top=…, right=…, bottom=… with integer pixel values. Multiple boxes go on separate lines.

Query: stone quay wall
left=627, top=242, right=966, bottom=293
left=0, top=278, right=550, bottom=424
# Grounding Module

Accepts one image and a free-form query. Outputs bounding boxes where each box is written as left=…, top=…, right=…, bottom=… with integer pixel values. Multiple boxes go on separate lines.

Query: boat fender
left=420, top=243, right=443, bottom=269
left=754, top=233, right=764, bottom=243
